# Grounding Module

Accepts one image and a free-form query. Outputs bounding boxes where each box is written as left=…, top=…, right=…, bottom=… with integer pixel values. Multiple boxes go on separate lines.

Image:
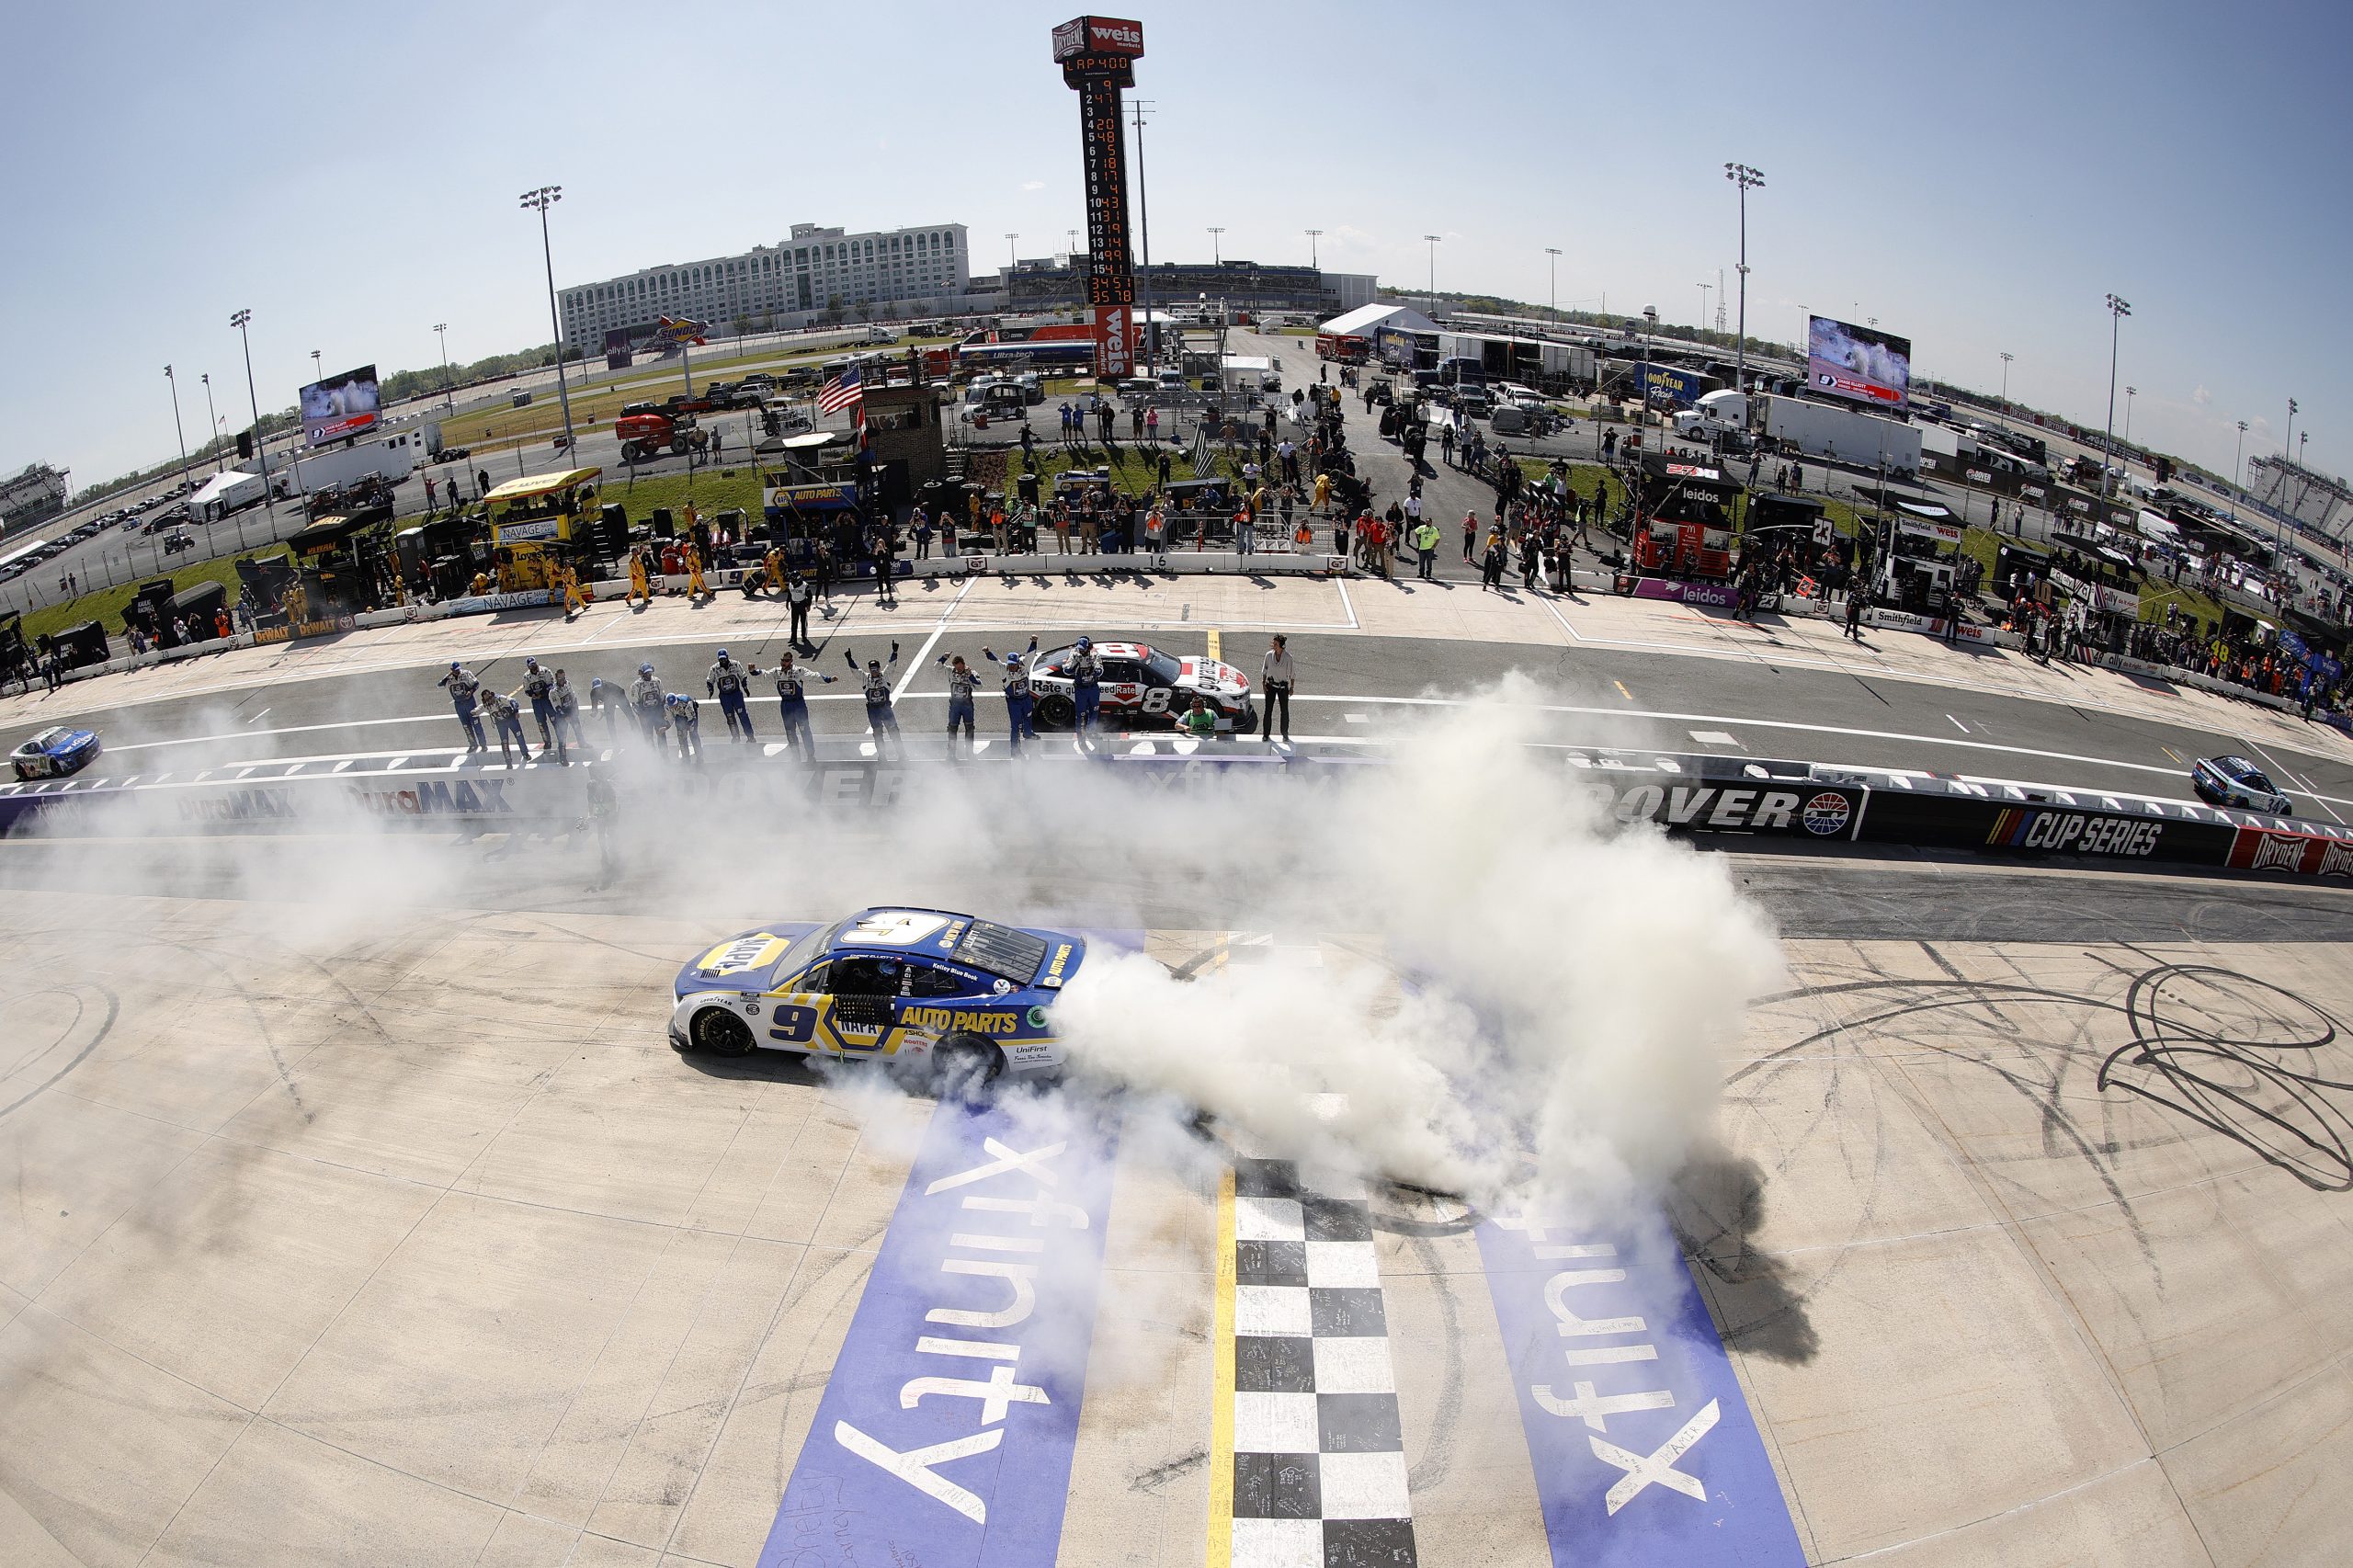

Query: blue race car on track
left=2190, top=755, right=2294, bottom=817
left=668, top=907, right=1086, bottom=1081
left=10, top=725, right=101, bottom=781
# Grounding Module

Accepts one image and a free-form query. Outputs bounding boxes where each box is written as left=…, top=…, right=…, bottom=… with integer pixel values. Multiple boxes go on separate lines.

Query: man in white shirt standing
left=1259, top=633, right=1295, bottom=744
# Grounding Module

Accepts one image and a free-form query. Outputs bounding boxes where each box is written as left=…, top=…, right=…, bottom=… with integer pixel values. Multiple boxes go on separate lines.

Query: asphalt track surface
left=11, top=615, right=2352, bottom=821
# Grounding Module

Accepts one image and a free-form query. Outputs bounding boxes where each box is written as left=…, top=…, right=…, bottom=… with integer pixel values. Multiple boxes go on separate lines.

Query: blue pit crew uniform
left=938, top=655, right=981, bottom=754
left=984, top=637, right=1040, bottom=754
left=847, top=642, right=902, bottom=758
left=665, top=693, right=702, bottom=761
left=773, top=661, right=835, bottom=755
left=438, top=663, right=485, bottom=751
left=707, top=651, right=759, bottom=742
left=1068, top=639, right=1103, bottom=739
left=519, top=659, right=556, bottom=748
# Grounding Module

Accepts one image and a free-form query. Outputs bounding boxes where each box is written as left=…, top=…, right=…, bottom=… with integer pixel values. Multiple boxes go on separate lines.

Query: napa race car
left=10, top=725, right=102, bottom=781
left=2190, top=755, right=2294, bottom=816
left=1029, top=641, right=1253, bottom=731
left=669, top=907, right=1085, bottom=1081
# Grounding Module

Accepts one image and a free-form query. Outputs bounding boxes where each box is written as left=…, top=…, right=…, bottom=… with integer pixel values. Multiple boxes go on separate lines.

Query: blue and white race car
left=10, top=725, right=102, bottom=781
left=2191, top=755, right=2294, bottom=817
left=669, top=907, right=1086, bottom=1081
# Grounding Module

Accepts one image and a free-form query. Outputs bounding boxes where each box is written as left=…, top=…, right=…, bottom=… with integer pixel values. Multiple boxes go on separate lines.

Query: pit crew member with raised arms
left=772, top=652, right=835, bottom=756
left=438, top=662, right=485, bottom=752
left=846, top=641, right=903, bottom=758
left=707, top=649, right=759, bottom=743
left=984, top=636, right=1040, bottom=754
left=1067, top=634, right=1103, bottom=744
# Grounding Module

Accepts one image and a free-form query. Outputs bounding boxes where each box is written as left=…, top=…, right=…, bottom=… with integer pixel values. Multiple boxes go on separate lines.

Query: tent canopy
left=1318, top=302, right=1440, bottom=338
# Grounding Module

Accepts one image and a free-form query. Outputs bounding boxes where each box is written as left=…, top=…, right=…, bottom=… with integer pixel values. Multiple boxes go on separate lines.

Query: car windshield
left=954, top=920, right=1051, bottom=983
left=1145, top=649, right=1183, bottom=682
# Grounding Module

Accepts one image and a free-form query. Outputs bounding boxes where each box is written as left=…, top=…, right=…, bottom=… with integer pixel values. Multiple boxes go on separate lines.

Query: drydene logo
left=1802, top=791, right=1852, bottom=836
left=2253, top=833, right=2307, bottom=872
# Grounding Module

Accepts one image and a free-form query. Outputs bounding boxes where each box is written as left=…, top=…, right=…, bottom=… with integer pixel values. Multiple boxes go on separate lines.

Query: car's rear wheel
left=688, top=1006, right=756, bottom=1057
left=934, top=1032, right=1006, bottom=1100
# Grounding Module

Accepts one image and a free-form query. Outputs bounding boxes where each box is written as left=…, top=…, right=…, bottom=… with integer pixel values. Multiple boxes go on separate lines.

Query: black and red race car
left=1028, top=641, right=1254, bottom=732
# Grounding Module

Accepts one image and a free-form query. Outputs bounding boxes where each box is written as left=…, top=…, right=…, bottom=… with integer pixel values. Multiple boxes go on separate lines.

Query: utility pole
left=164, top=366, right=192, bottom=498
left=200, top=373, right=223, bottom=472
left=1997, top=351, right=2014, bottom=429
left=434, top=323, right=455, bottom=413
left=1724, top=163, right=1764, bottom=392
left=519, top=186, right=577, bottom=460
left=2099, top=292, right=2131, bottom=499
left=229, top=309, right=275, bottom=519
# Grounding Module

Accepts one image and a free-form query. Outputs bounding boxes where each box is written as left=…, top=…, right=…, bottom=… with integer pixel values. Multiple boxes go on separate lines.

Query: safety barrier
left=5, top=735, right=2346, bottom=882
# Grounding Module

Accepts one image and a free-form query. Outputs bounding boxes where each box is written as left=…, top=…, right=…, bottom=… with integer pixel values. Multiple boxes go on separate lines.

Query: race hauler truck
left=1763, top=394, right=1922, bottom=479
left=286, top=429, right=426, bottom=494
left=1672, top=390, right=1749, bottom=444
left=1436, top=331, right=1600, bottom=394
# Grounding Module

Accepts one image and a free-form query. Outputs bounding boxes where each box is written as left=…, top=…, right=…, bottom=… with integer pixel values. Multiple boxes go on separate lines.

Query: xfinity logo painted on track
left=761, top=1100, right=1120, bottom=1566
left=1475, top=1215, right=1802, bottom=1564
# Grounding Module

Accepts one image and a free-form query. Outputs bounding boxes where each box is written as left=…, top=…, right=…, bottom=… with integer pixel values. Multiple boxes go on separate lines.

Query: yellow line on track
left=1206, top=1164, right=1236, bottom=1567
left=1206, top=628, right=1222, bottom=663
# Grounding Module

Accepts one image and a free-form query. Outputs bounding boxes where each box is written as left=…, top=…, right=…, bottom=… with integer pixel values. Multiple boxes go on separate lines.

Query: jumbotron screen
left=1806, top=315, right=1911, bottom=412
left=299, top=364, right=381, bottom=445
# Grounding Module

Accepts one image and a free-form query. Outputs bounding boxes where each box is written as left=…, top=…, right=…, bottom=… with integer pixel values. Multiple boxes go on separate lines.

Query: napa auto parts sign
left=1052, top=15, right=1142, bottom=60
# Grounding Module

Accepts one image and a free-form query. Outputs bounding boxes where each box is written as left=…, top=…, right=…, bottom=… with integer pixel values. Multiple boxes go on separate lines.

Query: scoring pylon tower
left=1051, top=16, right=1144, bottom=379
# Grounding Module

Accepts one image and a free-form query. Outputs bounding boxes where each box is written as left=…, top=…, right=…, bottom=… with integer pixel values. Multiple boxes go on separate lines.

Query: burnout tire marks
left=2097, top=965, right=2353, bottom=1191
left=0, top=983, right=119, bottom=1121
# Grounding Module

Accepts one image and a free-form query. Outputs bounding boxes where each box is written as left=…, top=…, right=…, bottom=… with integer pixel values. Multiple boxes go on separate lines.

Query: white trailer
left=1763, top=395, right=1921, bottom=478
left=285, top=432, right=424, bottom=494
left=188, top=470, right=270, bottom=522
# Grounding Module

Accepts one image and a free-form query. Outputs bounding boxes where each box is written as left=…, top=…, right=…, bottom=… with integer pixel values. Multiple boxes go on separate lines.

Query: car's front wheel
left=687, top=1006, right=756, bottom=1058
left=1034, top=692, right=1075, bottom=729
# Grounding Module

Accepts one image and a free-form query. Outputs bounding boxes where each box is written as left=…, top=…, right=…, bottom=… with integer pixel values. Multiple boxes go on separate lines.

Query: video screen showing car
left=300, top=365, right=381, bottom=445
left=1807, top=316, right=1910, bottom=412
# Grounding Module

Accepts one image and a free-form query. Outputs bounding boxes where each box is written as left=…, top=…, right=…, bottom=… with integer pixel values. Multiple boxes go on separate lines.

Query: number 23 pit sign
left=760, top=1099, right=1120, bottom=1567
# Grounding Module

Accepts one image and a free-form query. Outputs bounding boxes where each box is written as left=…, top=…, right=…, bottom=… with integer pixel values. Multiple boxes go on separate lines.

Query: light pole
left=200, top=373, right=223, bottom=472
left=311, top=348, right=322, bottom=383
left=2234, top=420, right=2249, bottom=506
left=1997, top=351, right=2014, bottom=429
left=2285, top=397, right=2299, bottom=471
left=1724, top=163, right=1764, bottom=392
left=1305, top=229, right=1323, bottom=268
left=1697, top=281, right=1711, bottom=335
left=519, top=186, right=577, bottom=460
left=1208, top=226, right=1223, bottom=265
left=2099, top=292, right=2131, bottom=498
left=1640, top=304, right=1658, bottom=430
left=1423, top=234, right=1441, bottom=315
left=1545, top=247, right=1562, bottom=323
left=1131, top=100, right=1157, bottom=363
left=164, top=366, right=192, bottom=499
left=2123, top=385, right=2136, bottom=444
left=434, top=323, right=454, bottom=413
left=228, top=308, right=276, bottom=520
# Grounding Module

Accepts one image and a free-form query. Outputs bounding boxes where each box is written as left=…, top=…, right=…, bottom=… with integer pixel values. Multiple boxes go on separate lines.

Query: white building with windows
left=558, top=222, right=970, bottom=347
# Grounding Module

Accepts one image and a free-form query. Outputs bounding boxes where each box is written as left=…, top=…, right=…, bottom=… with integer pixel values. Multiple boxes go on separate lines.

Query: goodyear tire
left=688, top=1007, right=756, bottom=1058
left=935, top=1031, right=1006, bottom=1100
left=1035, top=692, right=1075, bottom=730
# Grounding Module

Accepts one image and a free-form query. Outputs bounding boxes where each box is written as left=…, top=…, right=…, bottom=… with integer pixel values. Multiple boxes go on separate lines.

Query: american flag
left=816, top=366, right=863, bottom=415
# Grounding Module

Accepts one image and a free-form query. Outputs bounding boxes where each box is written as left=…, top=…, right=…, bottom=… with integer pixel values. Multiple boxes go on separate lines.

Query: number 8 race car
left=669, top=907, right=1086, bottom=1083
left=1028, top=641, right=1253, bottom=731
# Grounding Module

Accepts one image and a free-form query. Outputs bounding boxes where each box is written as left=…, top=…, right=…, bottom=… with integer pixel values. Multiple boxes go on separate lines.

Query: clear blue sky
left=4, top=0, right=2347, bottom=494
